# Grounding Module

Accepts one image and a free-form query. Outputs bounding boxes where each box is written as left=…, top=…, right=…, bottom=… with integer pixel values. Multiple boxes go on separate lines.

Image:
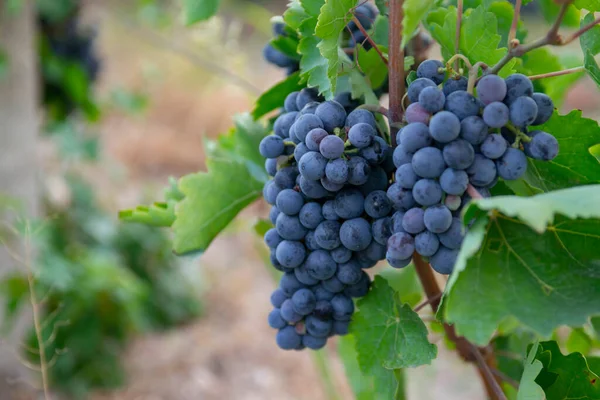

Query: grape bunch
left=263, top=22, right=300, bottom=75
left=260, top=89, right=396, bottom=350
left=391, top=60, right=558, bottom=274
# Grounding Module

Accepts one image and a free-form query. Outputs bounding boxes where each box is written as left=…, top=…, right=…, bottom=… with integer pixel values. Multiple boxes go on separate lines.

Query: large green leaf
left=172, top=116, right=268, bottom=254
left=402, top=0, right=436, bottom=47
left=522, top=110, right=600, bottom=192
left=531, top=341, right=600, bottom=399
left=184, top=0, right=220, bottom=24
left=425, top=7, right=458, bottom=61
left=119, top=202, right=176, bottom=227
left=356, top=46, right=388, bottom=89
left=252, top=72, right=303, bottom=119
left=315, top=0, right=355, bottom=99
left=283, top=0, right=309, bottom=30
left=517, top=342, right=545, bottom=400
left=352, top=276, right=437, bottom=385
left=581, top=12, right=600, bottom=88
left=443, top=185, right=600, bottom=345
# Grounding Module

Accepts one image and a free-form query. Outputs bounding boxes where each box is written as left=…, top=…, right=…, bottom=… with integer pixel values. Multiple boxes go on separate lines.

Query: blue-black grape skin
left=412, top=179, right=443, bottom=206
left=361, top=241, right=387, bottom=262
left=476, top=74, right=507, bottom=105
left=415, top=231, right=440, bottom=257
left=344, top=272, right=371, bottom=298
left=276, top=188, right=304, bottom=215
left=269, top=206, right=280, bottom=225
left=440, top=168, right=468, bottom=196
left=321, top=176, right=344, bottom=192
left=263, top=44, right=296, bottom=68
left=443, top=76, right=468, bottom=96
left=276, top=326, right=302, bottom=350
left=429, top=111, right=461, bottom=143
left=296, top=88, right=321, bottom=110
left=321, top=200, right=339, bottom=221
left=531, top=93, right=554, bottom=125
left=313, top=285, right=335, bottom=302
left=325, top=158, right=349, bottom=184
left=395, top=163, right=418, bottom=189
left=480, top=134, right=508, bottom=159
left=315, top=101, right=347, bottom=132
left=467, top=154, right=497, bottom=187
left=399, top=122, right=432, bottom=152
left=503, top=73, right=533, bottom=105
left=295, top=264, right=320, bottom=285
left=305, top=128, right=329, bottom=151
left=276, top=240, right=306, bottom=268
left=263, top=180, right=282, bottom=205
left=331, top=294, right=355, bottom=321
left=345, top=109, right=377, bottom=129
left=279, top=272, right=305, bottom=296
left=259, top=135, right=285, bottom=158
left=314, top=220, right=342, bottom=250
left=336, top=260, right=363, bottom=285
left=348, top=3, right=378, bottom=31
left=284, top=92, right=300, bottom=112
left=268, top=309, right=287, bottom=329
left=364, top=190, right=393, bottom=218
left=393, top=144, right=414, bottom=167
left=372, top=217, right=393, bottom=245
left=303, top=334, right=327, bottom=350
left=274, top=112, right=298, bottom=138
left=387, top=232, right=415, bottom=260
left=418, top=86, right=446, bottom=113
left=340, top=218, right=372, bottom=251
left=496, top=148, right=528, bottom=180
left=408, top=78, right=437, bottom=103
left=391, top=211, right=406, bottom=233
left=299, top=176, right=329, bottom=199
left=387, top=183, right=417, bottom=209
left=294, top=114, right=324, bottom=142
left=430, top=246, right=459, bottom=275
left=331, top=246, right=352, bottom=263
left=405, top=102, right=431, bottom=125
left=482, top=102, right=509, bottom=128
left=264, top=228, right=283, bottom=249
left=438, top=218, right=464, bottom=249
left=299, top=202, right=324, bottom=229
left=299, top=151, right=328, bottom=181
left=347, top=156, right=372, bottom=185
left=417, top=59, right=445, bottom=85
left=334, top=188, right=365, bottom=219
left=291, top=288, right=317, bottom=315
left=281, top=299, right=303, bottom=323
left=265, top=158, right=277, bottom=176
left=305, top=315, right=333, bottom=337
left=442, top=139, right=475, bottom=170
left=460, top=116, right=489, bottom=145
left=402, top=207, right=426, bottom=234
left=319, top=135, right=345, bottom=159
left=444, top=91, right=481, bottom=120
left=305, top=250, right=337, bottom=280
left=276, top=213, right=308, bottom=240
left=348, top=123, right=375, bottom=148
left=294, top=142, right=310, bottom=162
left=274, top=166, right=299, bottom=189
left=423, top=205, right=453, bottom=233
left=270, top=288, right=288, bottom=308
left=509, top=96, right=538, bottom=127
left=524, top=131, right=559, bottom=161
left=412, top=147, right=446, bottom=178
left=360, top=136, right=389, bottom=165
left=387, top=254, right=412, bottom=268
left=322, top=276, right=345, bottom=293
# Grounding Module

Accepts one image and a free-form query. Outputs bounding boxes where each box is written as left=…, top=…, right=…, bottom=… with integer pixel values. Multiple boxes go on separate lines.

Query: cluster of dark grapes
left=389, top=60, right=558, bottom=274
left=260, top=88, right=396, bottom=350
left=262, top=22, right=300, bottom=75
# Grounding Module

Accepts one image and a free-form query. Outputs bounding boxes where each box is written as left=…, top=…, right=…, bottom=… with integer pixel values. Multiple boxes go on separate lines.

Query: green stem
left=393, top=369, right=406, bottom=400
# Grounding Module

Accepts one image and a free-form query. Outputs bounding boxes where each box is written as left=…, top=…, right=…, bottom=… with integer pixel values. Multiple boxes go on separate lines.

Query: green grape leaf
left=378, top=265, right=423, bottom=307
left=271, top=36, right=301, bottom=60
left=372, top=15, right=390, bottom=47
left=402, top=0, right=436, bottom=47
left=252, top=72, right=303, bottom=119
left=352, top=276, right=437, bottom=380
left=184, top=0, right=220, bottom=24
left=574, top=0, right=600, bottom=12
left=172, top=116, right=268, bottom=255
left=284, top=0, right=309, bottom=30
left=119, top=202, right=176, bottom=227
left=357, top=46, right=389, bottom=89
left=315, top=0, right=355, bottom=99
left=406, top=70, right=418, bottom=85
left=581, top=13, right=600, bottom=88
left=539, top=0, right=581, bottom=28
left=518, top=342, right=546, bottom=400
left=443, top=185, right=600, bottom=345
left=566, top=328, right=593, bottom=355
left=375, top=0, right=388, bottom=15
left=338, top=334, right=404, bottom=400
left=425, top=7, right=457, bottom=61
left=349, top=68, right=380, bottom=105
left=522, top=110, right=600, bottom=192
left=532, top=341, right=600, bottom=399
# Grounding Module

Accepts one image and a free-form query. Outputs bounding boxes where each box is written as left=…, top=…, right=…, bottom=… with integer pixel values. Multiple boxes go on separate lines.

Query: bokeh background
left=1, top=0, right=599, bottom=399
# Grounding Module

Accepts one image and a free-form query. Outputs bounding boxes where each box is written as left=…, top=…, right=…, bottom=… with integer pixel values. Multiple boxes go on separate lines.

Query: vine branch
left=508, top=0, right=522, bottom=46
left=388, top=0, right=405, bottom=145
left=528, top=66, right=585, bottom=80
left=351, top=16, right=388, bottom=66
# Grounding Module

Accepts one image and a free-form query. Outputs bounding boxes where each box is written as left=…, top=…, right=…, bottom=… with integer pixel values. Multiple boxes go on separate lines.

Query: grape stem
left=446, top=54, right=473, bottom=71
left=528, top=66, right=585, bottom=80
left=351, top=16, right=389, bottom=66
left=388, top=0, right=406, bottom=146
left=507, top=0, right=522, bottom=47
left=413, top=292, right=443, bottom=312
left=488, top=0, right=600, bottom=74
left=505, top=123, right=532, bottom=144
left=467, top=61, right=489, bottom=93
left=455, top=0, right=464, bottom=71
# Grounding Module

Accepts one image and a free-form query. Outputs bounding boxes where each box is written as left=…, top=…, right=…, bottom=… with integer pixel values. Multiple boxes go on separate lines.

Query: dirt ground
left=36, top=2, right=600, bottom=399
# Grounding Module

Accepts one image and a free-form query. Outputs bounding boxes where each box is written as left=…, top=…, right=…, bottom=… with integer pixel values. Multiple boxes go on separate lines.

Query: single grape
left=312, top=285, right=335, bottom=302
left=322, top=276, right=345, bottom=293
left=442, top=139, right=475, bottom=170
left=467, top=154, right=497, bottom=186
left=429, top=111, right=461, bottom=143
left=291, top=288, right=317, bottom=315
left=438, top=218, right=464, bottom=249
left=360, top=241, right=386, bottom=263
left=321, top=176, right=344, bottom=192
left=524, top=131, right=559, bottom=161
left=269, top=206, right=280, bottom=225
left=460, top=116, right=489, bottom=145
left=305, top=249, right=337, bottom=280
left=412, top=179, right=443, bottom=206
left=259, top=135, right=285, bottom=158
left=270, top=251, right=285, bottom=272
left=482, top=102, right=509, bottom=128
left=443, top=76, right=468, bottom=96
left=279, top=272, right=305, bottom=297
left=393, top=144, right=414, bottom=167
left=331, top=246, right=352, bottom=264
left=405, top=102, right=431, bottom=125
left=402, top=207, right=426, bottom=234
left=312, top=300, right=333, bottom=321
left=414, top=231, right=440, bottom=257
left=284, top=92, right=300, bottom=112
left=276, top=326, right=302, bottom=350
left=496, top=148, right=528, bottom=180
left=387, top=254, right=412, bottom=268
left=315, top=101, right=347, bottom=132
left=325, top=158, right=349, bottom=184
left=509, top=96, right=538, bottom=127
left=271, top=289, right=288, bottom=308
left=400, top=122, right=432, bottom=153
left=295, top=114, right=324, bottom=142
left=423, top=205, right=452, bottom=233
left=315, top=220, right=342, bottom=250
left=430, top=246, right=458, bottom=275
left=419, top=86, right=446, bottom=113
left=274, top=166, right=299, bottom=189
left=412, top=147, right=446, bottom=178
left=305, top=315, right=333, bottom=337
left=440, top=168, right=468, bottom=195
left=360, top=136, right=389, bottom=165
left=299, top=151, right=327, bottom=180
left=340, top=218, right=372, bottom=251
left=531, top=93, right=554, bottom=125
left=503, top=73, right=533, bottom=105
left=480, top=134, right=508, bottom=159
left=344, top=272, right=371, bottom=298
left=391, top=211, right=406, bottom=233
left=476, top=74, right=507, bottom=105
left=408, top=78, right=437, bottom=103
left=348, top=123, right=375, bottom=148
left=294, top=142, right=310, bottom=162
left=276, top=188, right=304, bottom=215
left=395, top=163, right=418, bottom=189
left=334, top=188, right=365, bottom=219
left=417, top=59, right=445, bottom=85
left=372, top=217, right=393, bottom=245
left=387, top=232, right=415, bottom=260
left=263, top=180, right=282, bottom=205
left=303, top=335, right=327, bottom=350
left=321, top=200, right=339, bottom=221
left=347, top=156, right=372, bottom=185
left=345, top=109, right=377, bottom=129
left=280, top=299, right=303, bottom=323
left=296, top=88, right=321, bottom=110
left=305, top=128, right=328, bottom=151
left=336, top=260, right=362, bottom=285
left=364, top=190, right=392, bottom=218
left=295, top=264, right=319, bottom=285
left=274, top=112, right=298, bottom=138
left=319, top=135, right=345, bottom=159
left=276, top=213, right=308, bottom=240
left=299, top=176, right=329, bottom=199
left=299, top=101, right=320, bottom=116
left=299, top=202, right=324, bottom=229
left=331, top=294, right=355, bottom=321
left=265, top=158, right=277, bottom=176
left=444, top=91, right=481, bottom=120
left=264, top=228, right=283, bottom=249
left=387, top=183, right=417, bottom=209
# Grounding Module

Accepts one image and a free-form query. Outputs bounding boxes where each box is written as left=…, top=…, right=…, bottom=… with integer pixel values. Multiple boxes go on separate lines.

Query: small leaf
left=372, top=15, right=390, bottom=47
left=357, top=46, right=388, bottom=89
left=574, top=0, right=600, bottom=12
left=252, top=72, right=303, bottom=119
left=284, top=0, right=309, bottom=30
left=271, top=36, right=301, bottom=60
left=184, top=0, right=220, bottom=24
left=566, top=328, right=593, bottom=355
left=119, top=202, right=176, bottom=227
left=581, top=13, right=600, bottom=88
left=539, top=0, right=581, bottom=28
left=375, top=0, right=388, bottom=15
left=352, top=276, right=437, bottom=376
left=517, top=342, right=545, bottom=400
left=402, top=0, right=436, bottom=47
left=522, top=110, right=600, bottom=192
left=378, top=265, right=423, bottom=307
left=443, top=185, right=600, bottom=345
